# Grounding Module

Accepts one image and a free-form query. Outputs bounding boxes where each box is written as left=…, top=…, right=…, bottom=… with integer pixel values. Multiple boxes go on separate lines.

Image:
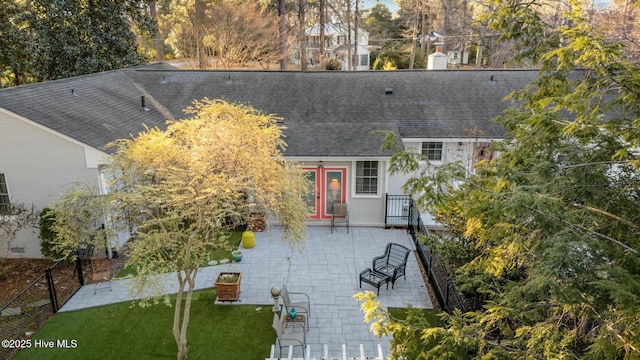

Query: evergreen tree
left=0, top=0, right=32, bottom=87
left=27, top=0, right=152, bottom=81
left=358, top=1, right=640, bottom=358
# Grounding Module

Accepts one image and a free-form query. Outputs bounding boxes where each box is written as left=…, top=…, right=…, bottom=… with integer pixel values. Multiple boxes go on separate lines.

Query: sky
left=361, top=0, right=399, bottom=14
left=360, top=0, right=613, bottom=15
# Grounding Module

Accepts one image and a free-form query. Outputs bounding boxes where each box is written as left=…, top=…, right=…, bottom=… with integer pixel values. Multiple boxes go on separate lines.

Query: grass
left=13, top=290, right=275, bottom=360
left=117, top=228, right=245, bottom=278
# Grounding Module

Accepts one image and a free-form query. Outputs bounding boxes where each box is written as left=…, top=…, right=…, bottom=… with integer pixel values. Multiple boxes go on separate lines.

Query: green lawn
left=14, top=290, right=275, bottom=360
left=117, top=228, right=245, bottom=278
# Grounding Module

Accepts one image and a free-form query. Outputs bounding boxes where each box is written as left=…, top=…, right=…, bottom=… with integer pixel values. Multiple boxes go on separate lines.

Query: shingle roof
left=0, top=65, right=539, bottom=157
left=0, top=63, right=175, bottom=153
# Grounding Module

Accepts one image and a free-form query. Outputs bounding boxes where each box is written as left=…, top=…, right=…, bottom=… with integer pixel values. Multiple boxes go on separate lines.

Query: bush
left=39, top=208, right=62, bottom=260
left=325, top=59, right=341, bottom=70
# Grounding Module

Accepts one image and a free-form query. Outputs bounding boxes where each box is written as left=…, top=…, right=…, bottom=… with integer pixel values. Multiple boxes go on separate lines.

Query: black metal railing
left=0, top=257, right=86, bottom=360
left=384, top=194, right=413, bottom=228
left=386, top=193, right=468, bottom=314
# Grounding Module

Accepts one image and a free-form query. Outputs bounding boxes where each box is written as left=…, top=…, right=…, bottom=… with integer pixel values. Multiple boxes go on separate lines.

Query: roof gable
left=0, top=64, right=174, bottom=153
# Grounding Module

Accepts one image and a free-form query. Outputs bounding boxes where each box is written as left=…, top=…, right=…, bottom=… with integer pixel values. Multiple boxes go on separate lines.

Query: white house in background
left=0, top=65, right=540, bottom=257
left=294, top=23, right=370, bottom=71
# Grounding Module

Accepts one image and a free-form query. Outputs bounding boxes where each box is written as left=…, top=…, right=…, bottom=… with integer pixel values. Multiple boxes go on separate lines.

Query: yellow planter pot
left=242, top=231, right=255, bottom=249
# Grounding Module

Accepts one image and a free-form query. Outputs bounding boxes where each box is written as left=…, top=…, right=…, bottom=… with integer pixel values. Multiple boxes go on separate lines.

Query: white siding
left=0, top=111, right=107, bottom=257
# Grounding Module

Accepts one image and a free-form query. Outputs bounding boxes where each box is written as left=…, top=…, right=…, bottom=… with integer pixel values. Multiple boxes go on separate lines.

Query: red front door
left=302, top=167, right=346, bottom=220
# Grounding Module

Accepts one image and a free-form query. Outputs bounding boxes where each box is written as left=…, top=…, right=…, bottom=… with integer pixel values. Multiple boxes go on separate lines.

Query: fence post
left=445, top=278, right=451, bottom=313
left=384, top=193, right=389, bottom=228
left=76, top=256, right=85, bottom=286
left=45, top=268, right=59, bottom=313
left=407, top=199, right=412, bottom=230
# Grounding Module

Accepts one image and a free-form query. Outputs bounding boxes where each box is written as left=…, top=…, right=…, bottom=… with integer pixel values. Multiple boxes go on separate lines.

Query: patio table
left=359, top=268, right=390, bottom=295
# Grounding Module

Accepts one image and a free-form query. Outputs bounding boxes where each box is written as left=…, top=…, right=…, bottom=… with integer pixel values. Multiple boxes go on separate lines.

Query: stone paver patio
left=60, top=226, right=433, bottom=358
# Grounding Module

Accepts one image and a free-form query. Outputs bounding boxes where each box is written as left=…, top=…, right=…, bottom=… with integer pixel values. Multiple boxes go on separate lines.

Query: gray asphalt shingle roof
left=0, top=65, right=539, bottom=157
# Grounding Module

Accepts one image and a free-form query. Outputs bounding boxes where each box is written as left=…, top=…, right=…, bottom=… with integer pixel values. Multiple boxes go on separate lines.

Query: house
left=298, top=23, right=370, bottom=71
left=0, top=64, right=539, bottom=257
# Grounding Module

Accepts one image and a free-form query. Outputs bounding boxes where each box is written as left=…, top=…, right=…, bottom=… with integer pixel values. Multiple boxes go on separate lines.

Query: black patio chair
left=372, top=242, right=410, bottom=288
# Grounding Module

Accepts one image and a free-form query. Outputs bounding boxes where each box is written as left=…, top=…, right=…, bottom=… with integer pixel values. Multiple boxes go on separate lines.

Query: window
left=355, top=161, right=378, bottom=195
left=0, top=174, right=10, bottom=214
left=422, top=142, right=443, bottom=161
left=307, top=36, right=319, bottom=48
left=359, top=54, right=369, bottom=67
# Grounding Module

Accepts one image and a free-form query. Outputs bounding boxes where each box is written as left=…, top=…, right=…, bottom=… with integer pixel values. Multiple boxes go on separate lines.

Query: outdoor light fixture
left=329, top=178, right=340, bottom=191
left=270, top=286, right=281, bottom=312
left=329, top=178, right=341, bottom=200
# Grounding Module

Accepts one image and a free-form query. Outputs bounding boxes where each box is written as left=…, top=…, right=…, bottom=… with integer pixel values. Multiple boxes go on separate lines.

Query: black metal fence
left=0, top=258, right=86, bottom=360
left=416, top=242, right=469, bottom=314
left=385, top=193, right=468, bottom=314
left=384, top=194, right=413, bottom=228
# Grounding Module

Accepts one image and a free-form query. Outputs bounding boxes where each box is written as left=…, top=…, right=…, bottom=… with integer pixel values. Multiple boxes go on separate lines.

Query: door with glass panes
left=302, top=168, right=346, bottom=220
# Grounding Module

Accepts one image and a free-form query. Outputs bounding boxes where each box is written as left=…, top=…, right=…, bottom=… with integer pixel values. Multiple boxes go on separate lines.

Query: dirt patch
left=0, top=259, right=56, bottom=305
left=1, top=248, right=129, bottom=307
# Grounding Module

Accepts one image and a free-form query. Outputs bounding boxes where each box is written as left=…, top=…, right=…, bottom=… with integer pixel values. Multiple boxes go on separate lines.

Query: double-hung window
left=421, top=142, right=443, bottom=161
left=359, top=54, right=369, bottom=67
left=355, top=161, right=378, bottom=195
left=0, top=174, right=10, bottom=214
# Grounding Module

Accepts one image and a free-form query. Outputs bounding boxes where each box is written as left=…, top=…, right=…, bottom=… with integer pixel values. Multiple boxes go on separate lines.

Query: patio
left=60, top=226, right=433, bottom=357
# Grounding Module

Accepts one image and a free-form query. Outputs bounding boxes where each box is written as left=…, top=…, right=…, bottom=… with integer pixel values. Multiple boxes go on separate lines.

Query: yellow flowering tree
left=52, top=99, right=309, bottom=360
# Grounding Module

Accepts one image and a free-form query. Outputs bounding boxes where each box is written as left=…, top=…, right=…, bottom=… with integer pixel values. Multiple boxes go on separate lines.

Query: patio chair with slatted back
left=272, top=313, right=306, bottom=357
left=372, top=242, right=410, bottom=288
left=280, top=284, right=310, bottom=329
left=331, top=202, right=349, bottom=233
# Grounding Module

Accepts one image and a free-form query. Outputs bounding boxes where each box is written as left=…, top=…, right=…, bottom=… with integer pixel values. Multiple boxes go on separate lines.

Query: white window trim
left=420, top=142, right=445, bottom=164
left=0, top=173, right=11, bottom=215
left=351, top=161, right=382, bottom=199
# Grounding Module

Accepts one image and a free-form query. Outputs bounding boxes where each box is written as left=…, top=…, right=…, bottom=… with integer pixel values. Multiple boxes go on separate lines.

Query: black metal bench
left=372, top=243, right=410, bottom=288
left=359, top=268, right=390, bottom=295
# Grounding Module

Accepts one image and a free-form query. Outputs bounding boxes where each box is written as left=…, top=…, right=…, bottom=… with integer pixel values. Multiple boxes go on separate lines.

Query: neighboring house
left=296, top=23, right=370, bottom=71
left=0, top=64, right=539, bottom=257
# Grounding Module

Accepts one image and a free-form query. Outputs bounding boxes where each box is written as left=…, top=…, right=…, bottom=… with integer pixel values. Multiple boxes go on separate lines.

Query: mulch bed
left=413, top=250, right=442, bottom=311
left=1, top=246, right=130, bottom=307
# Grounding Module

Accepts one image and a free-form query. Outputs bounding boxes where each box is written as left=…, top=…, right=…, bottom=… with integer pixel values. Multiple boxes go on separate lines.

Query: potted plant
left=215, top=272, right=242, bottom=302
left=231, top=250, right=243, bottom=262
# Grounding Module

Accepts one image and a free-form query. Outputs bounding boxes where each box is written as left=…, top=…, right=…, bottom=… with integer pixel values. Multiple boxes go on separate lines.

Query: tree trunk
left=420, top=11, right=427, bottom=50
left=354, top=0, right=359, bottom=70
left=347, top=0, right=352, bottom=71
left=279, top=0, right=287, bottom=70
left=441, top=0, right=452, bottom=53
left=175, top=234, right=198, bottom=360
left=149, top=1, right=164, bottom=62
left=408, top=0, right=419, bottom=69
left=174, top=273, right=187, bottom=360
left=194, top=0, right=207, bottom=69
left=475, top=44, right=483, bottom=68
left=319, top=0, right=325, bottom=67
left=299, top=0, right=307, bottom=70
left=178, top=272, right=196, bottom=360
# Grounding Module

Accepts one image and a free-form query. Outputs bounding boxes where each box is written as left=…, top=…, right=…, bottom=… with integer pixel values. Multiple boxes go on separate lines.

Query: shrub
left=325, top=59, right=341, bottom=70
left=39, top=208, right=62, bottom=259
